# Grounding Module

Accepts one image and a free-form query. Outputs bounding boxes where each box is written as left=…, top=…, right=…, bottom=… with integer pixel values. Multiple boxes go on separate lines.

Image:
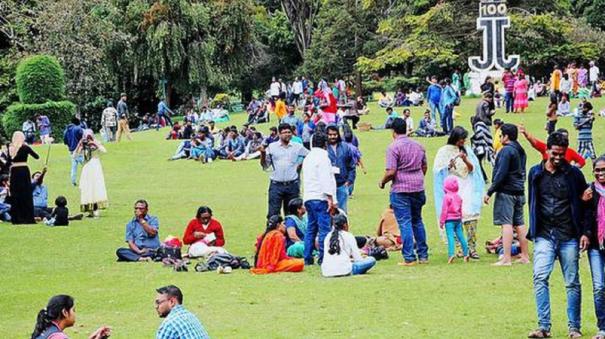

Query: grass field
left=2, top=96, right=605, bottom=338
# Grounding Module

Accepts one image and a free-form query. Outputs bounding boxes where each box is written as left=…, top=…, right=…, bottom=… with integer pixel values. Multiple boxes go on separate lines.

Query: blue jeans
left=304, top=200, right=331, bottom=265
left=429, top=101, right=441, bottom=126
left=504, top=92, right=514, bottom=113
left=390, top=191, right=429, bottom=263
left=588, top=249, right=605, bottom=333
left=441, top=105, right=453, bottom=133
left=352, top=257, right=377, bottom=275
left=336, top=185, right=349, bottom=213
left=533, top=236, right=581, bottom=331
left=445, top=220, right=468, bottom=258
left=70, top=153, right=84, bottom=185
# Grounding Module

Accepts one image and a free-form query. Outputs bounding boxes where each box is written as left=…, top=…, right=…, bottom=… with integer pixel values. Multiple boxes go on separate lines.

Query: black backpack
left=206, top=253, right=251, bottom=270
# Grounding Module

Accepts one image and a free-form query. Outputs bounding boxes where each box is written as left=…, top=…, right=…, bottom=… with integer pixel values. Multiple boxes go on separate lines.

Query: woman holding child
left=183, top=206, right=226, bottom=258
left=433, top=127, right=484, bottom=260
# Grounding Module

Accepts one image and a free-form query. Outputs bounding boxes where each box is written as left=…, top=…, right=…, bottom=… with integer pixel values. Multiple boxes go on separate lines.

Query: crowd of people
left=6, top=66, right=605, bottom=339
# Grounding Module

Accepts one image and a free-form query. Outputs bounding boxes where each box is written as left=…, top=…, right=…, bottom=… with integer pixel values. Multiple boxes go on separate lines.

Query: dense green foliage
left=15, top=55, right=65, bottom=104
left=3, top=100, right=76, bottom=137
left=3, top=0, right=605, bottom=131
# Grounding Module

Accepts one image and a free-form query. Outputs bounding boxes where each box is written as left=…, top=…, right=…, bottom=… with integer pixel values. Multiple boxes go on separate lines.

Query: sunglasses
left=594, top=168, right=605, bottom=174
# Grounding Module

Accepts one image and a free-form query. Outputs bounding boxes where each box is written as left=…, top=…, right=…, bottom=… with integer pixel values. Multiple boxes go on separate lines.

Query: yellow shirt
left=493, top=128, right=503, bottom=152
left=551, top=70, right=561, bottom=91
left=275, top=100, right=286, bottom=120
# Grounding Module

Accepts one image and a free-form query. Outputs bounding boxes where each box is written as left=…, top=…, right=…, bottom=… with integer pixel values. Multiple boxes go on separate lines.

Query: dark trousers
left=441, top=105, right=453, bottom=134
left=116, top=248, right=154, bottom=262
left=476, top=154, right=489, bottom=182
left=34, top=206, right=52, bottom=219
left=343, top=116, right=360, bottom=129
left=267, top=180, right=300, bottom=219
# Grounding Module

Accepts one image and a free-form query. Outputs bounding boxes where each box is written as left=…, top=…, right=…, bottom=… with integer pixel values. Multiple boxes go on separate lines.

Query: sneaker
left=470, top=252, right=480, bottom=260
left=568, top=329, right=582, bottom=339
left=217, top=266, right=225, bottom=274
left=208, top=158, right=213, bottom=163
left=527, top=329, right=552, bottom=338
left=70, top=213, right=84, bottom=221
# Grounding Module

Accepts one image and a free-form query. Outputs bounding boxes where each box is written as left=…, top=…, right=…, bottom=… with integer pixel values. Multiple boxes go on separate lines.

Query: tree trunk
left=200, top=86, right=208, bottom=107
left=280, top=0, right=320, bottom=58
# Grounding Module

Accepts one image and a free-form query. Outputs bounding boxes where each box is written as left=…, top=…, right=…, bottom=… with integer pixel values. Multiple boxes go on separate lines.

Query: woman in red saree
left=251, top=215, right=304, bottom=274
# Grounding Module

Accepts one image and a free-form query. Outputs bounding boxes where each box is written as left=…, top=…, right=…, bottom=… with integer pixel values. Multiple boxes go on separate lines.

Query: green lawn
left=2, top=96, right=605, bottom=338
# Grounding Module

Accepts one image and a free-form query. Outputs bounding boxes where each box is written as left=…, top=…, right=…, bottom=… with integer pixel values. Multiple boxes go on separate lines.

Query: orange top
left=251, top=230, right=288, bottom=274
left=275, top=100, right=287, bottom=120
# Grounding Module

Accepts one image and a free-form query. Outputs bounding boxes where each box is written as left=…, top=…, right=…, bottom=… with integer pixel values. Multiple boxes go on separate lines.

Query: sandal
left=528, top=329, right=552, bottom=338
left=568, top=329, right=582, bottom=339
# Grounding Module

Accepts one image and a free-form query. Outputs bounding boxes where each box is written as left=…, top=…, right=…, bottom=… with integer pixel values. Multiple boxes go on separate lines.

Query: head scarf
left=9, top=131, right=25, bottom=158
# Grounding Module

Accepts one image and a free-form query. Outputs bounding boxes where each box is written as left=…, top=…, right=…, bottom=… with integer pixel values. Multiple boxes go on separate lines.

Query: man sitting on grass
left=116, top=199, right=160, bottom=262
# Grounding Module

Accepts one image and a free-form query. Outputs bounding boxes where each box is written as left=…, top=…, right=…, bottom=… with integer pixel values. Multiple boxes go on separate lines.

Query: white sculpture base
left=467, top=70, right=504, bottom=96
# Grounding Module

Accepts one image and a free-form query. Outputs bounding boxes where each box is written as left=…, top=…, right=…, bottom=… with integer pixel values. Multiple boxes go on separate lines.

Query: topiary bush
left=15, top=55, right=65, bottom=104
left=3, top=101, right=76, bottom=137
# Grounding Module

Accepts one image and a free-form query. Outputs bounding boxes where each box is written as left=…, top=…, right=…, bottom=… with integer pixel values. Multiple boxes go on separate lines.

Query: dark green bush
left=15, top=55, right=66, bottom=104
left=3, top=101, right=76, bottom=138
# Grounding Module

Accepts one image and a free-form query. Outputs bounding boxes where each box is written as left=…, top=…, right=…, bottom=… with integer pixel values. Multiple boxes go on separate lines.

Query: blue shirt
left=158, top=101, right=173, bottom=115
left=327, top=142, right=357, bottom=187
left=427, top=84, right=442, bottom=105
left=157, top=305, right=210, bottom=339
left=32, top=184, right=48, bottom=208
left=284, top=216, right=306, bottom=248
left=63, top=124, right=83, bottom=152
left=125, top=215, right=160, bottom=249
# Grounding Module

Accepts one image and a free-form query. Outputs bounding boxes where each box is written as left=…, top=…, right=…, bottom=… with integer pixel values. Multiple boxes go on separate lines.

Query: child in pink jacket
left=439, top=176, right=469, bottom=263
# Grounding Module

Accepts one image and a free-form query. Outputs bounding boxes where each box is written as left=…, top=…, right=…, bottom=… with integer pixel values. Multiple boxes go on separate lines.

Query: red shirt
left=182, top=218, right=225, bottom=246
left=532, top=139, right=586, bottom=168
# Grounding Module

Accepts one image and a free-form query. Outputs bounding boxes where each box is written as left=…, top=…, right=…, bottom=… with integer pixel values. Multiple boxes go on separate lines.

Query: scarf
left=594, top=181, right=605, bottom=249
left=285, top=215, right=307, bottom=234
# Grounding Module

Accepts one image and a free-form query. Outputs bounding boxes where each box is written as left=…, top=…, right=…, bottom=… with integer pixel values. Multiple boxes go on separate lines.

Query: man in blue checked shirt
left=155, top=285, right=210, bottom=339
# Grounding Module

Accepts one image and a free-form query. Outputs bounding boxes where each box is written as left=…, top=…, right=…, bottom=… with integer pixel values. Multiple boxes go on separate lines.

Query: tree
left=280, top=0, right=321, bottom=58
left=302, top=0, right=381, bottom=94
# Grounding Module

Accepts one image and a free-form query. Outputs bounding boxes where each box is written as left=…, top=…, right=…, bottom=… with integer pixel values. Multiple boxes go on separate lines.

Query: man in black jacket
left=526, top=132, right=590, bottom=339
left=483, top=124, right=529, bottom=266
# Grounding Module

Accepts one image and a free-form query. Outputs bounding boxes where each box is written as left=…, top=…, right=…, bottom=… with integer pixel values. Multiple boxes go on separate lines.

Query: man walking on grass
left=484, top=123, right=529, bottom=266
left=379, top=118, right=429, bottom=266
left=526, top=132, right=590, bottom=339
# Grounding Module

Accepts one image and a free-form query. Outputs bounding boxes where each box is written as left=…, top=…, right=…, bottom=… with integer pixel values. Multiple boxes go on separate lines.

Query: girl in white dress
left=76, top=129, right=108, bottom=217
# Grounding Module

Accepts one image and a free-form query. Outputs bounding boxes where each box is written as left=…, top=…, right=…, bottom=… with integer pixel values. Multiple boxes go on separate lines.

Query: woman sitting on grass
left=321, top=214, right=376, bottom=277
left=182, top=206, right=226, bottom=258
left=31, top=294, right=110, bottom=339
left=251, top=215, right=304, bottom=274
left=284, top=198, right=307, bottom=258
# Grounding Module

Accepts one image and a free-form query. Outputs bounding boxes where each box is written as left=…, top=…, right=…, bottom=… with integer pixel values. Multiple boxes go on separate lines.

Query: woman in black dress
left=8, top=131, right=39, bottom=224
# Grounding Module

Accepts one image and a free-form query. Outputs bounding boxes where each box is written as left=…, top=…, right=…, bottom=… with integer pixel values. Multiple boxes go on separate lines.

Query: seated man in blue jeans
left=116, top=199, right=160, bottom=262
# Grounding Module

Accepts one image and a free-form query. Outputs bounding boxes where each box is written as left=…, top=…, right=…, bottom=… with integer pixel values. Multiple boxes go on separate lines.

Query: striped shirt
left=386, top=135, right=427, bottom=193
left=157, top=305, right=210, bottom=339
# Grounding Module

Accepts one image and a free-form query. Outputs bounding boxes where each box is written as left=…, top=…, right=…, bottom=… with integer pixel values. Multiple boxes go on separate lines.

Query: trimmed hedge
left=15, top=55, right=65, bottom=104
left=3, top=101, right=76, bottom=138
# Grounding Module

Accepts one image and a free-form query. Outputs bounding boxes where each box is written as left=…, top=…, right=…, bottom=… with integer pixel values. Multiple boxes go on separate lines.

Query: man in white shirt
left=302, top=132, right=337, bottom=265
left=292, top=77, right=303, bottom=105
left=270, top=77, right=280, bottom=99
left=590, top=61, right=600, bottom=95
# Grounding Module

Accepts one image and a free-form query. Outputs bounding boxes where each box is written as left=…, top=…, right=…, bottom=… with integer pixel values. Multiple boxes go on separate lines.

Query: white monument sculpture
left=467, top=0, right=520, bottom=95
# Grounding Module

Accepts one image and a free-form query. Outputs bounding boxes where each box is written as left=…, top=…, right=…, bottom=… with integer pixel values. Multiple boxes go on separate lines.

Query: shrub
left=3, top=101, right=76, bottom=138
left=210, top=93, right=230, bottom=109
left=15, top=55, right=66, bottom=104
